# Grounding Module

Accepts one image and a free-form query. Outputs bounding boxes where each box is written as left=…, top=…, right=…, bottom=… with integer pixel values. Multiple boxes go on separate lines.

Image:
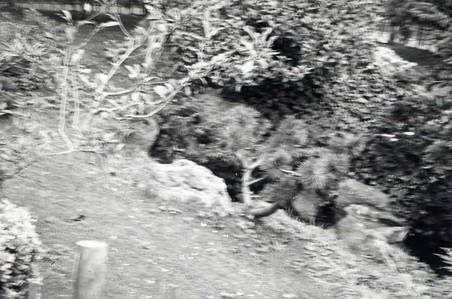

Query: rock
left=145, top=159, right=233, bottom=216
left=290, top=190, right=321, bottom=223
left=375, top=226, right=408, bottom=244
left=335, top=210, right=371, bottom=250
left=336, top=204, right=408, bottom=251
left=373, top=46, right=417, bottom=76
left=189, top=151, right=243, bottom=202
left=336, top=179, right=391, bottom=209
left=124, top=118, right=160, bottom=151
left=260, top=210, right=309, bottom=236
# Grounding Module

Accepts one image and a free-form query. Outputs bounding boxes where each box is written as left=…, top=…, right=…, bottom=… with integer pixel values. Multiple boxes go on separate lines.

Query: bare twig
left=71, top=63, right=81, bottom=130
left=279, top=168, right=302, bottom=177
left=43, top=147, right=100, bottom=156
left=58, top=48, right=74, bottom=151
left=76, top=26, right=101, bottom=50
left=102, top=87, right=138, bottom=97
left=95, top=40, right=141, bottom=99
left=247, top=177, right=266, bottom=186
left=121, top=78, right=189, bottom=119
left=112, top=4, right=131, bottom=39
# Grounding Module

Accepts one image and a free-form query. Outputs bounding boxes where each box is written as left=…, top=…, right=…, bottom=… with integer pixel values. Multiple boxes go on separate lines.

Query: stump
left=73, top=240, right=108, bottom=299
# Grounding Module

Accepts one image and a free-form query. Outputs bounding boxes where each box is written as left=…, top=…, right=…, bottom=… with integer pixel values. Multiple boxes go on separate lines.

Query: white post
left=73, top=240, right=108, bottom=299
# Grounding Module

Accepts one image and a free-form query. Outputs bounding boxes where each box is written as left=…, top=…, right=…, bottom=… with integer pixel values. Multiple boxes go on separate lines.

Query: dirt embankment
left=0, top=110, right=326, bottom=299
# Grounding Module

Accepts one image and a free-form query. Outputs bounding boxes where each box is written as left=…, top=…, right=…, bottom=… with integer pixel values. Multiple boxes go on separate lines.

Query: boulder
left=290, top=190, right=321, bottom=223
left=145, top=159, right=233, bottom=216
left=336, top=179, right=391, bottom=209
left=336, top=204, right=408, bottom=251
left=124, top=118, right=160, bottom=152
left=373, top=46, right=417, bottom=76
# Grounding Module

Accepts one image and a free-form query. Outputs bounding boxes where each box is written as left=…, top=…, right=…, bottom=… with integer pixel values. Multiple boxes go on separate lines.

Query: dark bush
left=0, top=199, right=41, bottom=298
left=352, top=95, right=452, bottom=274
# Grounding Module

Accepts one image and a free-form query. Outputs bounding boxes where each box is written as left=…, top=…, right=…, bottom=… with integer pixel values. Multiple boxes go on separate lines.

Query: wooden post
left=73, top=240, right=108, bottom=299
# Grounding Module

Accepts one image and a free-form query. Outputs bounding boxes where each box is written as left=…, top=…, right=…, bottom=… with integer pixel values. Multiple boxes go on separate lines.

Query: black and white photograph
left=0, top=0, right=451, bottom=298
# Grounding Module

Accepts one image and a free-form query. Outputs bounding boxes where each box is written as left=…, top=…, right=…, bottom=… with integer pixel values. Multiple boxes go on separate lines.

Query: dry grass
left=261, top=211, right=451, bottom=298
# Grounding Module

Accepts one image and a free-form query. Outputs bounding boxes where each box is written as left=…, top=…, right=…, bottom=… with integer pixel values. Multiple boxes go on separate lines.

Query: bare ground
left=0, top=109, right=330, bottom=299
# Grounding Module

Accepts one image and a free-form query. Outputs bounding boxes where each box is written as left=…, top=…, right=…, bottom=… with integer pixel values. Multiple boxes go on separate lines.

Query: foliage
left=386, top=0, right=451, bottom=37
left=352, top=93, right=452, bottom=274
left=168, top=0, right=380, bottom=87
left=385, top=0, right=452, bottom=92
left=0, top=10, right=64, bottom=92
left=296, top=149, right=349, bottom=191
left=437, top=247, right=452, bottom=272
left=282, top=218, right=452, bottom=298
left=258, top=131, right=357, bottom=222
left=0, top=200, right=41, bottom=299
left=155, top=0, right=408, bottom=122
left=152, top=93, right=268, bottom=156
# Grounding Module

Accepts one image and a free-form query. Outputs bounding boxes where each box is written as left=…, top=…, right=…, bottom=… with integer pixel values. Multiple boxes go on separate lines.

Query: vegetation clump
left=352, top=94, right=452, bottom=274
left=0, top=199, right=41, bottom=299
left=0, top=10, right=64, bottom=93
left=155, top=0, right=411, bottom=127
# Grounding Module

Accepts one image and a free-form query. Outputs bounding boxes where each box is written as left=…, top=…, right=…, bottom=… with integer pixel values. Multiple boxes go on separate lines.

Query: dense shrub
left=168, top=0, right=379, bottom=86
left=0, top=199, right=41, bottom=298
left=148, top=0, right=416, bottom=126
left=352, top=95, right=452, bottom=274
left=146, top=2, right=450, bottom=267
left=0, top=9, right=64, bottom=92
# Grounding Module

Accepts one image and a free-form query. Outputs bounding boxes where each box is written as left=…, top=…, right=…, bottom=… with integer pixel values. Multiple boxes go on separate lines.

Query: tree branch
left=249, top=202, right=282, bottom=219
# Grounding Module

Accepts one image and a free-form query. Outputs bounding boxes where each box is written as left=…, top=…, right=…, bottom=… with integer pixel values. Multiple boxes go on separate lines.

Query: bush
left=168, top=0, right=378, bottom=86
left=0, top=199, right=41, bottom=298
left=0, top=9, right=64, bottom=92
left=352, top=95, right=452, bottom=274
left=140, top=0, right=420, bottom=133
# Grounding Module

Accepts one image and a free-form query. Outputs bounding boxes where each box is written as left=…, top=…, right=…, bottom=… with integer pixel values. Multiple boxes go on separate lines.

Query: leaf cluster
left=158, top=0, right=419, bottom=130
left=0, top=200, right=41, bottom=298
left=0, top=10, right=65, bottom=92
left=352, top=94, right=452, bottom=273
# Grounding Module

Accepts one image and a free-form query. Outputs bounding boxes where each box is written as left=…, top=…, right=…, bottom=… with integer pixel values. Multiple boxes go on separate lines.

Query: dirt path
left=0, top=110, right=327, bottom=299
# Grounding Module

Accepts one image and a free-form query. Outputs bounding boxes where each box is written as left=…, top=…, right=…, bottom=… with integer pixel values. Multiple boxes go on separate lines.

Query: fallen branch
left=249, top=201, right=282, bottom=219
